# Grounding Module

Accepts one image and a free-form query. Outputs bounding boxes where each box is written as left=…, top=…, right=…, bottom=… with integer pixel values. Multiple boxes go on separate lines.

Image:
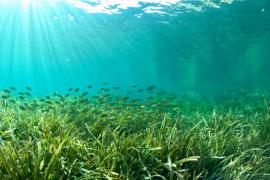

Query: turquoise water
left=0, top=0, right=269, bottom=96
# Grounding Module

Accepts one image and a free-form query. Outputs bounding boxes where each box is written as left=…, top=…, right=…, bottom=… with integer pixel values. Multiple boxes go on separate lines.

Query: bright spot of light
left=21, top=0, right=31, bottom=11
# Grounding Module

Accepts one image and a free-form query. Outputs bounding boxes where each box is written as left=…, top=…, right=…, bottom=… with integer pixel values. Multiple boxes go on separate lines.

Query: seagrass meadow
left=0, top=86, right=269, bottom=179
left=0, top=0, right=270, bottom=179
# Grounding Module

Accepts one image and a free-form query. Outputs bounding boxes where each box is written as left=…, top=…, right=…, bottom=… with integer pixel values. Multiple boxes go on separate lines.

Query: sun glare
left=21, top=0, right=32, bottom=11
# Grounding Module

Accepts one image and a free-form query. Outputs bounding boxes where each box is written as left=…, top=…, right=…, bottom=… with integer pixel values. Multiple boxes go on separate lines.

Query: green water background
left=0, top=0, right=269, bottom=96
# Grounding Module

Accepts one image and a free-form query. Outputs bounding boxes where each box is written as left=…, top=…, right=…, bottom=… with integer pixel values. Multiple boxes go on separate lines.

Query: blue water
left=0, top=0, right=269, bottom=96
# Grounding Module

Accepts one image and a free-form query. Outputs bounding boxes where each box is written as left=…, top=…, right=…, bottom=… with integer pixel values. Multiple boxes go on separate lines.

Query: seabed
left=0, top=85, right=269, bottom=179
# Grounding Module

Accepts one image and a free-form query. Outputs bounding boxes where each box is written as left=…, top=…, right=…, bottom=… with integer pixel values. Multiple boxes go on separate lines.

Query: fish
left=39, top=99, right=45, bottom=102
left=19, top=105, right=26, bottom=111
left=9, top=87, right=16, bottom=91
left=137, top=89, right=144, bottom=93
left=54, top=100, right=61, bottom=105
left=131, top=84, right=137, bottom=88
left=18, top=96, right=25, bottom=100
left=1, top=95, right=9, bottom=99
left=46, top=100, right=53, bottom=104
left=18, top=92, right=25, bottom=96
left=9, top=99, right=16, bottom=104
left=24, top=92, right=32, bottom=96
left=81, top=92, right=89, bottom=97
left=114, top=106, right=122, bottom=110
left=127, top=90, right=133, bottom=94
left=146, top=86, right=157, bottom=91
left=31, top=103, right=39, bottom=109
left=3, top=89, right=11, bottom=94
left=121, top=97, right=129, bottom=101
left=103, top=94, right=111, bottom=98
left=56, top=93, right=63, bottom=98
left=25, top=86, right=32, bottom=91
left=68, top=88, right=74, bottom=91
left=100, top=113, right=109, bottom=118
left=79, top=98, right=88, bottom=104
left=48, top=105, right=54, bottom=109
left=87, top=85, right=93, bottom=89
left=101, top=82, right=108, bottom=85
left=91, top=109, right=98, bottom=114
left=74, top=88, right=80, bottom=92
left=100, top=88, right=110, bottom=92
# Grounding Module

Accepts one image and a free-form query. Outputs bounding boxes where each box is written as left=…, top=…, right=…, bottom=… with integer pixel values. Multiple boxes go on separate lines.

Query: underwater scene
left=0, top=0, right=270, bottom=179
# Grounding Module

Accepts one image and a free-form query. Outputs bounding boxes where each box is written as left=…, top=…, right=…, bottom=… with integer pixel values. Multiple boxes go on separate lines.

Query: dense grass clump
left=0, top=86, right=269, bottom=179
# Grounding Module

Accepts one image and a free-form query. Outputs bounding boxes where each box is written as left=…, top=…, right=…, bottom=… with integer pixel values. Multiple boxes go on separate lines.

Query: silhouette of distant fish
left=146, top=86, right=157, bottom=91
left=137, top=89, right=144, bottom=93
left=101, top=82, right=109, bottom=86
left=25, top=86, right=32, bottom=91
left=19, top=105, right=26, bottom=111
left=3, top=89, right=11, bottom=94
left=10, top=87, right=16, bottom=91
left=81, top=92, right=89, bottom=97
left=24, top=92, right=32, bottom=96
left=131, top=84, right=137, bottom=88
